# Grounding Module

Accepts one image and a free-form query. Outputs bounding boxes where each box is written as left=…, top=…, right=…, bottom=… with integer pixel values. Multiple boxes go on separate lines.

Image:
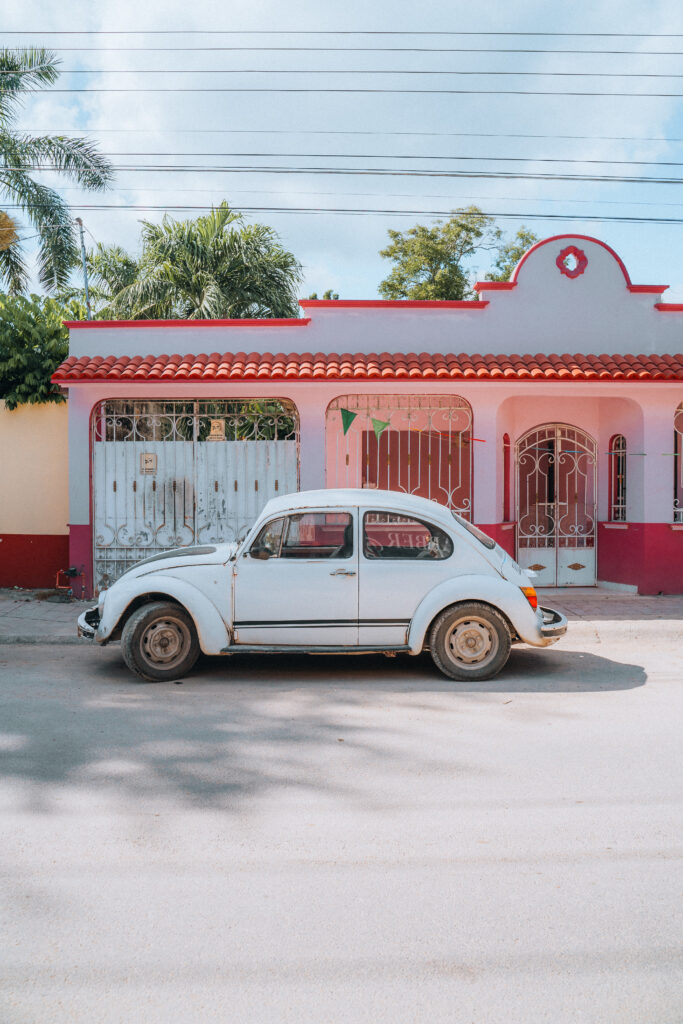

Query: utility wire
left=10, top=68, right=683, bottom=77
left=26, top=46, right=683, bottom=53
left=6, top=203, right=683, bottom=224
left=83, top=152, right=683, bottom=167
left=8, top=30, right=683, bottom=35
left=25, top=127, right=683, bottom=144
left=11, top=165, right=683, bottom=185
left=27, top=86, right=683, bottom=96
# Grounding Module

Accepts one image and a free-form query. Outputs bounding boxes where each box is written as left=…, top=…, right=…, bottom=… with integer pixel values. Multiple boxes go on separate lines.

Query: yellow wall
left=0, top=400, right=69, bottom=535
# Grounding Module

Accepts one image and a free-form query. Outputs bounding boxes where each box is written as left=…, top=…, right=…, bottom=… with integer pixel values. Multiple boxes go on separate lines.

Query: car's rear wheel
left=428, top=602, right=511, bottom=681
left=121, top=601, right=199, bottom=682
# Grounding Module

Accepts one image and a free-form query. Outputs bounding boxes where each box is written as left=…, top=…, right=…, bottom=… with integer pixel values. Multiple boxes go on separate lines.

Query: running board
left=219, top=644, right=411, bottom=655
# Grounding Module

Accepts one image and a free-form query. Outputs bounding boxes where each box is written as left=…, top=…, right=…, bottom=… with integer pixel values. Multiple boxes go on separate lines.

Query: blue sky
left=8, top=0, right=683, bottom=300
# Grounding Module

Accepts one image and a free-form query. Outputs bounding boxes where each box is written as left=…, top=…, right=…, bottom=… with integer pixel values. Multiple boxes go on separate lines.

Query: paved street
left=1, top=622, right=682, bottom=1023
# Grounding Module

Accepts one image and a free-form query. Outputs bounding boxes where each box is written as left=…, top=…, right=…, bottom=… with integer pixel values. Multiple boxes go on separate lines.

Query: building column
left=297, top=389, right=327, bottom=492
left=67, top=388, right=94, bottom=595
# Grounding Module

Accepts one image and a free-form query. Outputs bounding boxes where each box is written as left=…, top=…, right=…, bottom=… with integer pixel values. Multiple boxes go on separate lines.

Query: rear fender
left=98, top=573, right=230, bottom=654
left=407, top=575, right=541, bottom=654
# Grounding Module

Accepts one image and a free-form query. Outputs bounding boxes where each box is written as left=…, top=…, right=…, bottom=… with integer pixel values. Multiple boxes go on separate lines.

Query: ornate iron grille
left=516, top=425, right=597, bottom=549
left=608, top=434, right=627, bottom=522
left=92, top=399, right=299, bottom=590
left=675, top=403, right=683, bottom=523
left=326, top=394, right=473, bottom=516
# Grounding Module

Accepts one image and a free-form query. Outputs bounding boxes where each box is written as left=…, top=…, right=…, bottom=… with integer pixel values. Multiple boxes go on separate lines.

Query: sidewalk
left=0, top=586, right=681, bottom=645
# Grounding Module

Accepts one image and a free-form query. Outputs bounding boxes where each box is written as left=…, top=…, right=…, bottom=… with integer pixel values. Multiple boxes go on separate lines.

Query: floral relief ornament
left=556, top=245, right=588, bottom=279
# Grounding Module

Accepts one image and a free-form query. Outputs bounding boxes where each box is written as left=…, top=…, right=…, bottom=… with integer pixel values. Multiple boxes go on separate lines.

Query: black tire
left=428, top=602, right=511, bottom=682
left=121, top=601, right=200, bottom=682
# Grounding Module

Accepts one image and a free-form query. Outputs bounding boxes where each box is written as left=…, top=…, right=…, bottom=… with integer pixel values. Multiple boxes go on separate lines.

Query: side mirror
left=250, top=546, right=272, bottom=560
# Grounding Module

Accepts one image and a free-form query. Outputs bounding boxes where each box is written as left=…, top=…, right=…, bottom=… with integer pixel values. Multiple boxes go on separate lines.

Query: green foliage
left=378, top=209, right=540, bottom=298
left=57, top=244, right=140, bottom=315
left=307, top=289, right=339, bottom=300
left=0, top=292, right=85, bottom=409
left=89, top=202, right=303, bottom=320
left=378, top=207, right=502, bottom=300
left=0, top=47, right=113, bottom=293
left=485, top=227, right=539, bottom=282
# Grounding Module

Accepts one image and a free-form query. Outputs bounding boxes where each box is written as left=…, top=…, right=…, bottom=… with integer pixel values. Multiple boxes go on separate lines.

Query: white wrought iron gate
left=93, top=399, right=299, bottom=589
left=326, top=394, right=473, bottom=516
left=516, top=424, right=597, bottom=587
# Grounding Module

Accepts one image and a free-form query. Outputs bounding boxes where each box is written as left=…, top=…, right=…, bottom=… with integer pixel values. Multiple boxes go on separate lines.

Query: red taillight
left=521, top=586, right=538, bottom=610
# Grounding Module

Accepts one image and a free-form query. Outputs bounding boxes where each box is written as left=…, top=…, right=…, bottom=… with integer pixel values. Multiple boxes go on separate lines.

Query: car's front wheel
left=428, top=602, right=511, bottom=681
left=121, top=601, right=200, bottom=682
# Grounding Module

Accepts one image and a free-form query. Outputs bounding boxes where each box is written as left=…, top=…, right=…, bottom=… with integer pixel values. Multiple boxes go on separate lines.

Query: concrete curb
left=0, top=635, right=88, bottom=646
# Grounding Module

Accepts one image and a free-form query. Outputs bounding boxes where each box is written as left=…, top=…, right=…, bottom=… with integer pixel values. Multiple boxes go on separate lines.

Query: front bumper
left=539, top=605, right=568, bottom=640
left=77, top=607, right=100, bottom=640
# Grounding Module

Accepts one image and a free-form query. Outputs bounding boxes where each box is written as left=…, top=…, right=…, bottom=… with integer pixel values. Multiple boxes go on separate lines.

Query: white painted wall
left=68, top=236, right=683, bottom=360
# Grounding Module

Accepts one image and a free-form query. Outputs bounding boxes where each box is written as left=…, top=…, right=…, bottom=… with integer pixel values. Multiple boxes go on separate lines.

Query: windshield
left=451, top=513, right=496, bottom=550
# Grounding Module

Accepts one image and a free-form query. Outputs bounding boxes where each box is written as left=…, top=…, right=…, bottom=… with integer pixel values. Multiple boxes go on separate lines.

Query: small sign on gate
left=140, top=452, right=157, bottom=475
left=207, top=419, right=226, bottom=441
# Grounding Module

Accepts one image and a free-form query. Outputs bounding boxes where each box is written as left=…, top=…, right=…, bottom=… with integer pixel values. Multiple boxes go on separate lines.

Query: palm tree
left=0, top=47, right=113, bottom=293
left=108, top=203, right=302, bottom=319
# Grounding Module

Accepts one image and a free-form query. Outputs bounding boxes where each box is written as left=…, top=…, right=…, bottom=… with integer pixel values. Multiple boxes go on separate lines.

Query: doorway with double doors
left=516, top=424, right=597, bottom=587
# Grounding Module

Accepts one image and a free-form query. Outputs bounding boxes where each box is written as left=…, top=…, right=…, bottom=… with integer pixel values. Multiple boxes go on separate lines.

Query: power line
left=86, top=152, right=683, bottom=167
left=25, top=127, right=683, bottom=144
left=10, top=68, right=683, bottom=77
left=11, top=164, right=683, bottom=185
left=25, top=46, right=683, bottom=54
left=7, top=30, right=683, bottom=36
left=25, top=86, right=683, bottom=96
left=6, top=202, right=683, bottom=224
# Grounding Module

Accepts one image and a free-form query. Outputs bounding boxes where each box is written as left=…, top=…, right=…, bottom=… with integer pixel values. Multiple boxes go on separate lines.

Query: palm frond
left=0, top=48, right=60, bottom=125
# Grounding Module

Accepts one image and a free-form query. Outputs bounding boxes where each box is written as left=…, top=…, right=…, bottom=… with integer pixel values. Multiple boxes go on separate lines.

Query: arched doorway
left=516, top=424, right=597, bottom=587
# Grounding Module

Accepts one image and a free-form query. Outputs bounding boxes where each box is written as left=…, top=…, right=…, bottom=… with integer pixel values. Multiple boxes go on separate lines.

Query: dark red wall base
left=68, top=524, right=94, bottom=598
left=0, top=534, right=69, bottom=589
left=597, top=523, right=683, bottom=595
left=478, top=523, right=516, bottom=558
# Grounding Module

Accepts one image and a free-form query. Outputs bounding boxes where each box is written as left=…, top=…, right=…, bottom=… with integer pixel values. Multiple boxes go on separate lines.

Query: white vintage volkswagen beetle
left=78, top=489, right=567, bottom=682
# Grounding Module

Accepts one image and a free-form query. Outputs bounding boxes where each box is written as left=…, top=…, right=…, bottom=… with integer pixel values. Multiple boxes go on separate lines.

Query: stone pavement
left=0, top=586, right=681, bottom=645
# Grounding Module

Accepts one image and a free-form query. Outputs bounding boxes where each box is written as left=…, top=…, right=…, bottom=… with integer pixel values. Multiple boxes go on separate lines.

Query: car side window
left=280, top=512, right=354, bottom=559
left=250, top=518, right=285, bottom=559
left=363, top=511, right=453, bottom=560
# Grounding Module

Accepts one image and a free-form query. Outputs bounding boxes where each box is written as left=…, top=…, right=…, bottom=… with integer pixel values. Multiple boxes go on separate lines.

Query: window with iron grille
left=608, top=434, right=627, bottom=522
left=675, top=404, right=683, bottom=524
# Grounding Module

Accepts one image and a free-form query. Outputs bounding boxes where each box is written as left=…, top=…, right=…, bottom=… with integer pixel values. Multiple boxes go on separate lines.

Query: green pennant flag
left=371, top=417, right=390, bottom=442
left=340, top=408, right=357, bottom=435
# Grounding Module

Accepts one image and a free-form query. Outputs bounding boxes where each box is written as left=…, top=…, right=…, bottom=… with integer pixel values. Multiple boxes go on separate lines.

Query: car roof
left=261, top=488, right=456, bottom=523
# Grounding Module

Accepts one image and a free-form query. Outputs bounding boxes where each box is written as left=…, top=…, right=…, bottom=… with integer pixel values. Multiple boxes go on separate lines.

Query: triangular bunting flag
left=340, top=408, right=357, bottom=435
left=371, top=417, right=390, bottom=442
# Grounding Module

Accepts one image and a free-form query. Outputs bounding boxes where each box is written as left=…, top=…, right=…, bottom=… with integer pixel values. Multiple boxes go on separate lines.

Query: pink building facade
left=53, top=234, right=683, bottom=597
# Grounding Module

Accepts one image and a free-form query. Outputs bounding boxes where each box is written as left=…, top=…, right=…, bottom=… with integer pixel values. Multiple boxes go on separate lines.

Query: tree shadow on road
left=0, top=643, right=645, bottom=811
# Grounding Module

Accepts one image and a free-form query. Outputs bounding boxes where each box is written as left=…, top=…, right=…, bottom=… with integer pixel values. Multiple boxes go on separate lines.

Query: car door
left=358, top=509, right=458, bottom=646
left=232, top=507, right=359, bottom=646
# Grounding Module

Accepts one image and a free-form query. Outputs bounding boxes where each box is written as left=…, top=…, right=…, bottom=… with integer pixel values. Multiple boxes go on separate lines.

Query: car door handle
left=330, top=569, right=356, bottom=576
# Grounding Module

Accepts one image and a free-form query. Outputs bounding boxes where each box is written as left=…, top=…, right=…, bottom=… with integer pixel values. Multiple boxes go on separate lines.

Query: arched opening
left=325, top=394, right=473, bottom=516
left=516, top=423, right=597, bottom=587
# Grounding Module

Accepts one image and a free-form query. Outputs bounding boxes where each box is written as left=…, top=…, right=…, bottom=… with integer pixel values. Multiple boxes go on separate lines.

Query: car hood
left=120, top=542, right=238, bottom=580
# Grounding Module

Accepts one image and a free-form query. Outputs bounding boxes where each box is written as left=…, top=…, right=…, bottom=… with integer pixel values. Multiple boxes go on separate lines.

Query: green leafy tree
left=485, top=227, right=539, bottom=282
left=378, top=206, right=502, bottom=300
left=307, top=289, right=339, bottom=300
left=0, top=292, right=85, bottom=409
left=57, top=243, right=140, bottom=314
left=103, top=203, right=302, bottom=319
left=0, top=47, right=113, bottom=293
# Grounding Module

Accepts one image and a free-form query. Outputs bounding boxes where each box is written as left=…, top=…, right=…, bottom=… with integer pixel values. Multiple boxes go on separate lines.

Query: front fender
left=97, top=573, right=230, bottom=655
left=407, top=575, right=543, bottom=654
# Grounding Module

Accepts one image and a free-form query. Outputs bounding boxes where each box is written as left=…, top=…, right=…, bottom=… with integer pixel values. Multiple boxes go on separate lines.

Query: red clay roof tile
left=52, top=351, right=683, bottom=384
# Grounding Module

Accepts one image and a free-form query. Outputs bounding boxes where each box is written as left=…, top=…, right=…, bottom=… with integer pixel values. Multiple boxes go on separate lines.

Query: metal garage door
left=92, top=399, right=299, bottom=590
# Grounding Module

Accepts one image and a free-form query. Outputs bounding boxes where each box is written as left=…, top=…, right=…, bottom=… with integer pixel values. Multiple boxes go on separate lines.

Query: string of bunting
left=340, top=412, right=679, bottom=455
